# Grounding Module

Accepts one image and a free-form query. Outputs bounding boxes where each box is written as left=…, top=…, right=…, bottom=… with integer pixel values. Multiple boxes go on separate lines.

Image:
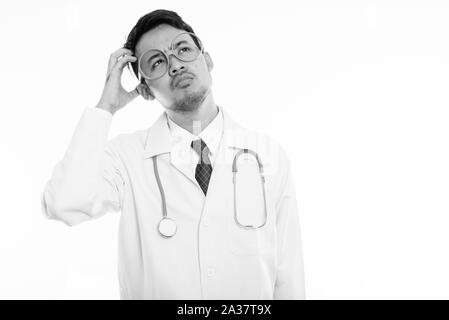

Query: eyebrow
left=146, top=51, right=164, bottom=63
left=172, top=40, right=189, bottom=49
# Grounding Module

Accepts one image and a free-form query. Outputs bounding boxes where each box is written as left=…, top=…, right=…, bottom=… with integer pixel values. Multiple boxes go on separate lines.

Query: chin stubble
left=170, top=86, right=210, bottom=112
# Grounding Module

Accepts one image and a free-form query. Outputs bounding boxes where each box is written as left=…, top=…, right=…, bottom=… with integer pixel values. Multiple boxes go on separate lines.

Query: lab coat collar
left=143, top=113, right=172, bottom=159
left=143, top=106, right=256, bottom=159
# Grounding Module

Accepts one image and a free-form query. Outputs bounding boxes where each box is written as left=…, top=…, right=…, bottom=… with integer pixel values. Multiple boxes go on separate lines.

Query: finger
left=105, top=55, right=137, bottom=82
left=107, top=53, right=134, bottom=76
left=106, top=55, right=137, bottom=80
left=111, top=55, right=137, bottom=74
left=107, top=48, right=134, bottom=75
left=128, top=87, right=139, bottom=101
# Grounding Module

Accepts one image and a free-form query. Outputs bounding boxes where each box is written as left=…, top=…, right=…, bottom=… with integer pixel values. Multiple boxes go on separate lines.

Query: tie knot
left=191, top=139, right=211, bottom=164
left=191, top=139, right=209, bottom=155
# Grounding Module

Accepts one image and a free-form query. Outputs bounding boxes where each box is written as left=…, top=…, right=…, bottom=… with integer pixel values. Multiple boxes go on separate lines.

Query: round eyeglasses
left=138, top=32, right=204, bottom=81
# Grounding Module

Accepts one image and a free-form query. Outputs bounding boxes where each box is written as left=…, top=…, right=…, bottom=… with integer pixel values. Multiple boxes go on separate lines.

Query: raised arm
left=41, top=47, right=146, bottom=226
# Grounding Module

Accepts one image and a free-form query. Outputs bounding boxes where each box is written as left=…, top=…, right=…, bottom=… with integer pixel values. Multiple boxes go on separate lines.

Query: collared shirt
left=166, top=106, right=223, bottom=184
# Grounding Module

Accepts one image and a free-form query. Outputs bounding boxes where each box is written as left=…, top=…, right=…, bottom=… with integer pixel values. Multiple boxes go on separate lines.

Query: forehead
left=135, top=24, right=187, bottom=57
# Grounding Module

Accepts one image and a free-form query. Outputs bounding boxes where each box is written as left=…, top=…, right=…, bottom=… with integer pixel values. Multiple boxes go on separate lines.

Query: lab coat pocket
left=226, top=161, right=267, bottom=256
left=227, top=219, right=262, bottom=256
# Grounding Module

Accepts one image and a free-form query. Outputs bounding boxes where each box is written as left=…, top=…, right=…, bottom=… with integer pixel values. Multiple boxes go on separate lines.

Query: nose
left=168, top=54, right=185, bottom=76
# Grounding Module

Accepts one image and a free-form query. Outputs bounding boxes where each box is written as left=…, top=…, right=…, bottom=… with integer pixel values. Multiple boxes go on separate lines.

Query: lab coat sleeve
left=273, top=149, right=306, bottom=299
left=41, top=107, right=125, bottom=226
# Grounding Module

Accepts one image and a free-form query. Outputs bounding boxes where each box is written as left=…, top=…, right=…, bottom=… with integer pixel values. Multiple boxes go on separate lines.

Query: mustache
left=171, top=71, right=195, bottom=88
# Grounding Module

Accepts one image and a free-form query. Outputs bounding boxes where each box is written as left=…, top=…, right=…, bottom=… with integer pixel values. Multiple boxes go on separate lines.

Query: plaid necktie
left=191, top=139, right=213, bottom=195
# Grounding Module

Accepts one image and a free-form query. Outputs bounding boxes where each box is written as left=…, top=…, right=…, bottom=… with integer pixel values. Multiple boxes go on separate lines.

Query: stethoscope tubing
left=153, top=156, right=168, bottom=218
left=232, top=148, right=268, bottom=230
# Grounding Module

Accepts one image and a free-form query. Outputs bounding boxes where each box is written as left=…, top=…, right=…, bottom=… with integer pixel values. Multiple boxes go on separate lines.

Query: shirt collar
left=143, top=106, right=255, bottom=159
left=166, top=106, right=223, bottom=157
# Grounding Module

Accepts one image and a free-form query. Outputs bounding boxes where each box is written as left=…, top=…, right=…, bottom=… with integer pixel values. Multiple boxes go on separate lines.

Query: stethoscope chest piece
left=158, top=217, right=177, bottom=238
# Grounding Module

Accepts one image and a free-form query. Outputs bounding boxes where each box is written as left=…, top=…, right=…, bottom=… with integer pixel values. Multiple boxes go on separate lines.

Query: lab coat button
left=203, top=220, right=209, bottom=227
left=207, top=267, right=215, bottom=277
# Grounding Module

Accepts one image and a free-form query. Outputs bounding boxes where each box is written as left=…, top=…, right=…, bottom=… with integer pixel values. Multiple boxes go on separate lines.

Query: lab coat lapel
left=170, top=143, right=199, bottom=188
left=143, top=113, right=171, bottom=159
left=143, top=111, right=201, bottom=190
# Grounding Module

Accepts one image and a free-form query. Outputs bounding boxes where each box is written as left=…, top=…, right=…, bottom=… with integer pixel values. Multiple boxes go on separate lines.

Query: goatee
left=171, top=86, right=209, bottom=112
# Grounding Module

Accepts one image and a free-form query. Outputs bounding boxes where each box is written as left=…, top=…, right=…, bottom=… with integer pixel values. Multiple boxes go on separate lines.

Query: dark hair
left=124, top=9, right=196, bottom=80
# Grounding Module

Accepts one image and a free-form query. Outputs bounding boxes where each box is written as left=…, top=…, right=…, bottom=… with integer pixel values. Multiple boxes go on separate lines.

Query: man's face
left=135, top=24, right=213, bottom=112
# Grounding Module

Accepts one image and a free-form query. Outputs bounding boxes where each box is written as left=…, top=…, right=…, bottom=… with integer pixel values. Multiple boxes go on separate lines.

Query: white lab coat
left=41, top=106, right=305, bottom=300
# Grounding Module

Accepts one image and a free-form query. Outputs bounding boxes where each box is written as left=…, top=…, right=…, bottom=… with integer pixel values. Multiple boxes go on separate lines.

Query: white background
left=0, top=0, right=448, bottom=299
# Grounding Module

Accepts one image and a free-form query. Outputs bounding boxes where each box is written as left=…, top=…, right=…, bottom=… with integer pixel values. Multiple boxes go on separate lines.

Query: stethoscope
left=153, top=148, right=268, bottom=238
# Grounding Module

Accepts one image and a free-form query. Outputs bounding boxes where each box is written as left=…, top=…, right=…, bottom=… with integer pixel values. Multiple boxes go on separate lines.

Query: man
left=41, top=9, right=305, bottom=300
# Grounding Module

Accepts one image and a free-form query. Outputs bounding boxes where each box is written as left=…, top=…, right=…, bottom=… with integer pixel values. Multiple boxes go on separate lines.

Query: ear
left=204, top=52, right=214, bottom=72
left=137, top=81, right=155, bottom=101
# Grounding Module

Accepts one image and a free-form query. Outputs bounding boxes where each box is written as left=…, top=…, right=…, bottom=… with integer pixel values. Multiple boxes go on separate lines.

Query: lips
left=174, top=73, right=194, bottom=87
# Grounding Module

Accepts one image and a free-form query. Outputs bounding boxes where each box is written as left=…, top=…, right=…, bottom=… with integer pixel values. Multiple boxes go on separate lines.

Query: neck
left=166, top=92, right=218, bottom=135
